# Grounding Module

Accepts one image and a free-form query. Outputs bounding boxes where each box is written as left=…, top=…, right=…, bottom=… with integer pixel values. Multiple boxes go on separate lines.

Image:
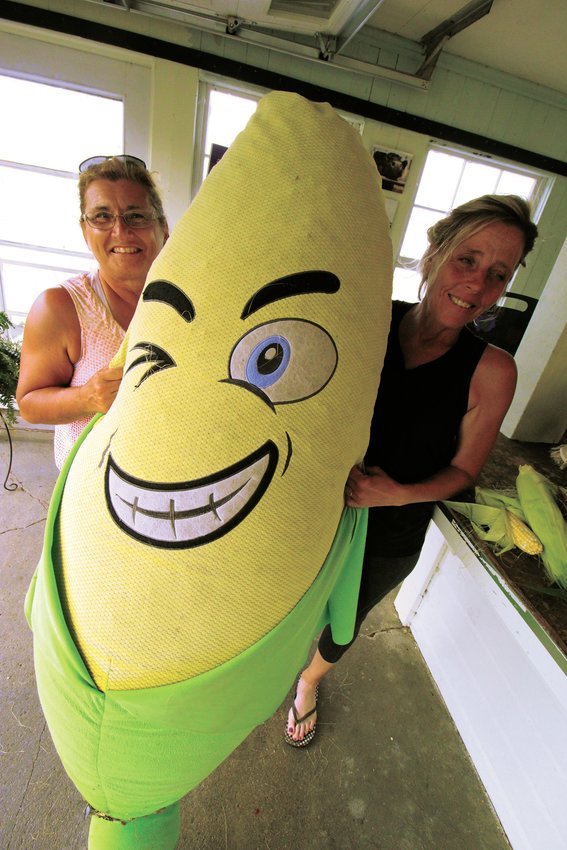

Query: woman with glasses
left=17, top=155, right=169, bottom=468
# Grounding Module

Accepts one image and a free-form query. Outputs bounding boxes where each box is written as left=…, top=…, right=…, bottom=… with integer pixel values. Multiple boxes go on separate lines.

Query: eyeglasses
left=78, top=155, right=147, bottom=173
left=80, top=211, right=159, bottom=230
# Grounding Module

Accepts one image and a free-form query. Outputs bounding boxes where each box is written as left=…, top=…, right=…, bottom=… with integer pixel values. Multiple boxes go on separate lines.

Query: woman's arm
left=16, top=287, right=123, bottom=425
left=346, top=344, right=517, bottom=508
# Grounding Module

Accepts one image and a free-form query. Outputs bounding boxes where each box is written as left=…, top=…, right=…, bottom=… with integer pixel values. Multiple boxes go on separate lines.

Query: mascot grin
left=105, top=440, right=278, bottom=548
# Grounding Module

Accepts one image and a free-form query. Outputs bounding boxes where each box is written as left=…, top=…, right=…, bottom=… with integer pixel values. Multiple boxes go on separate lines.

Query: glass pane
left=206, top=90, right=257, bottom=148
left=2, top=263, right=84, bottom=314
left=453, top=161, right=500, bottom=207
left=202, top=90, right=258, bottom=178
left=2, top=311, right=25, bottom=343
left=0, top=166, right=86, bottom=253
left=0, top=244, right=91, bottom=271
left=414, top=150, right=464, bottom=209
left=393, top=265, right=421, bottom=303
left=399, top=206, right=445, bottom=261
left=0, top=75, right=123, bottom=173
left=496, top=171, right=536, bottom=199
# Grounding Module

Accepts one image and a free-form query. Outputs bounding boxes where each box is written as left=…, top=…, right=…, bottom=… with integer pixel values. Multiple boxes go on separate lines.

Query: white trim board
left=396, top=507, right=567, bottom=850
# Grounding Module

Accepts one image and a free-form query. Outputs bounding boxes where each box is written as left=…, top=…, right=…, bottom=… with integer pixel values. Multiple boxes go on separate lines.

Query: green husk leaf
left=475, top=486, right=526, bottom=521
left=444, top=500, right=515, bottom=555
left=516, top=464, right=567, bottom=589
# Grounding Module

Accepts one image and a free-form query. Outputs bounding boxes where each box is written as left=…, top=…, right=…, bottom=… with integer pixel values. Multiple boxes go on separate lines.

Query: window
left=0, top=75, right=123, bottom=339
left=394, top=146, right=550, bottom=303
left=194, top=80, right=365, bottom=195
left=200, top=87, right=259, bottom=183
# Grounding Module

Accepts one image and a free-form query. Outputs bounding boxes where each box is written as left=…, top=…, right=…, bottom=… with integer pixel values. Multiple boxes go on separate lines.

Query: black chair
left=472, top=292, right=538, bottom=355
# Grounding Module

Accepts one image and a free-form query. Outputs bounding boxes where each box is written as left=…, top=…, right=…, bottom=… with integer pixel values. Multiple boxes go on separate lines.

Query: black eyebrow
left=241, top=271, right=340, bottom=319
left=143, top=280, right=195, bottom=322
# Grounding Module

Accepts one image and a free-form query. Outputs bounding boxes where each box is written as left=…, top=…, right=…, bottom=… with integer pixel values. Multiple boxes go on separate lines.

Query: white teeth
left=106, top=443, right=277, bottom=547
left=112, top=247, right=140, bottom=254
left=449, top=294, right=473, bottom=309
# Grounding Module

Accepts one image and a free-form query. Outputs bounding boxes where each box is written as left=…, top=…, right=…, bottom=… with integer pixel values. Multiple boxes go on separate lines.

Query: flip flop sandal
left=284, top=683, right=319, bottom=748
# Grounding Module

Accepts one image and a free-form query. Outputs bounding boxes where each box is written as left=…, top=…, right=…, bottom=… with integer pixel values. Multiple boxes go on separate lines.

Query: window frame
left=0, top=27, right=152, bottom=331
left=393, top=141, right=553, bottom=303
left=191, top=74, right=366, bottom=200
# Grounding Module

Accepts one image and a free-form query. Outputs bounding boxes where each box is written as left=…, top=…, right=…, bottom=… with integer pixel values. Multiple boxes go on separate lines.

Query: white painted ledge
left=396, top=506, right=567, bottom=850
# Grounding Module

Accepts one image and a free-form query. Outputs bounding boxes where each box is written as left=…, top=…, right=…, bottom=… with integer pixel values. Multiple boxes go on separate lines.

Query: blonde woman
left=286, top=194, right=538, bottom=746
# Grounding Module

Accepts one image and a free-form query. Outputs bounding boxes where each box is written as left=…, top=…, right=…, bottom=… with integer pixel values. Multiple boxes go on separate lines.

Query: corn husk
left=550, top=444, right=567, bottom=470
left=444, top=500, right=514, bottom=554
left=516, top=465, right=567, bottom=588
left=446, top=485, right=526, bottom=555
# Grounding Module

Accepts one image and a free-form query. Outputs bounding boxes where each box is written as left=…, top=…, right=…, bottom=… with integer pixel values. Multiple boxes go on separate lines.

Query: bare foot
left=287, top=675, right=318, bottom=743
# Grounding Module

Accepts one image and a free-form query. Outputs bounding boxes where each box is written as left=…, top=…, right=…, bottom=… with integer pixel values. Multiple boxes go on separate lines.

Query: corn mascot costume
left=26, top=91, right=393, bottom=849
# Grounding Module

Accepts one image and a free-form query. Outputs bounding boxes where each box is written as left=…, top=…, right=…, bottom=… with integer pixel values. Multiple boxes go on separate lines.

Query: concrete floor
left=1, top=428, right=512, bottom=850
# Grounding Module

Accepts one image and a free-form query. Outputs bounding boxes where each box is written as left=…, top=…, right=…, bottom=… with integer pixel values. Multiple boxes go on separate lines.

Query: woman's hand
left=79, top=366, right=124, bottom=415
left=344, top=464, right=406, bottom=508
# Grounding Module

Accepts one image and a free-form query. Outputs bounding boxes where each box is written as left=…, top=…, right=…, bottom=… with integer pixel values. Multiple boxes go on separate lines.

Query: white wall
left=502, top=237, right=567, bottom=443
left=149, top=59, right=199, bottom=227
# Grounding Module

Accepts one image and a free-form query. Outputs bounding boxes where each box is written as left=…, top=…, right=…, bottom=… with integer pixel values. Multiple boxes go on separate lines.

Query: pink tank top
left=54, top=271, right=125, bottom=469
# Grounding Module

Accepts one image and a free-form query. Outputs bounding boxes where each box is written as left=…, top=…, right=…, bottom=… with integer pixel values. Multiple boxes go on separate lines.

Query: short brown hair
left=79, top=157, right=168, bottom=231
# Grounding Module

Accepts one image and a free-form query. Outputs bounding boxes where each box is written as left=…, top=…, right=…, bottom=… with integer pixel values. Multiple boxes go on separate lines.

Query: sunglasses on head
left=78, top=155, right=147, bottom=173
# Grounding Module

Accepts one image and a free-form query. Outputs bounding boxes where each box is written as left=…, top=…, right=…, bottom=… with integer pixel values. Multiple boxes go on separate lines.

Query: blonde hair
left=79, top=157, right=168, bottom=231
left=418, top=194, right=538, bottom=299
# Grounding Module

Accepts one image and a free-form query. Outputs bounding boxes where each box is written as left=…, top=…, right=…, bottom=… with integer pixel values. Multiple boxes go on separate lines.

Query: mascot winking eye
left=26, top=91, right=393, bottom=849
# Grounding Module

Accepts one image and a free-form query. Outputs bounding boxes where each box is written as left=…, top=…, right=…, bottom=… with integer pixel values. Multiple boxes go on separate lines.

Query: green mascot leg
left=88, top=802, right=180, bottom=850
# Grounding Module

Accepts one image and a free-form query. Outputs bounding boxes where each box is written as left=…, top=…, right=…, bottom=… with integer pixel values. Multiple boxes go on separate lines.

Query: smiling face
left=107, top=272, right=340, bottom=549
left=57, top=92, right=393, bottom=691
left=81, top=178, right=167, bottom=291
left=425, top=221, right=525, bottom=327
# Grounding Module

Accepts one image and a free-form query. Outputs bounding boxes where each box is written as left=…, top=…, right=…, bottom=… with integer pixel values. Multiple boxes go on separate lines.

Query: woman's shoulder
left=30, top=282, right=77, bottom=317
left=472, top=342, right=517, bottom=402
left=23, top=284, right=81, bottom=352
left=479, top=341, right=517, bottom=374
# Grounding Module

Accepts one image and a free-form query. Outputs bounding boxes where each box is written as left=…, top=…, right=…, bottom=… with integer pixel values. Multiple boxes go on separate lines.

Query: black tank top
left=364, top=300, right=487, bottom=556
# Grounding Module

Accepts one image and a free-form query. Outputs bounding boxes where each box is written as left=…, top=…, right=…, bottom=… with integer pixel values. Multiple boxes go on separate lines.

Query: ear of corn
left=506, top=510, right=543, bottom=555
left=444, top=500, right=513, bottom=554
left=516, top=464, right=567, bottom=588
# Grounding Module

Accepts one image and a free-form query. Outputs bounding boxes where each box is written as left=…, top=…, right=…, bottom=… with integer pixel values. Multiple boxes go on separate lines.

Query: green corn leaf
left=444, top=500, right=515, bottom=555
left=516, top=465, right=567, bottom=589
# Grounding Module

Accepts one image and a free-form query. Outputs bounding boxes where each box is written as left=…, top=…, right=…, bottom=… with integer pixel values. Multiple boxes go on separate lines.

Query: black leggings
left=318, top=548, right=421, bottom=664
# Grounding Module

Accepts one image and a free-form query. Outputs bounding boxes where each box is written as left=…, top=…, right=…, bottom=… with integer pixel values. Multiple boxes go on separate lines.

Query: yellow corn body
left=507, top=510, right=543, bottom=555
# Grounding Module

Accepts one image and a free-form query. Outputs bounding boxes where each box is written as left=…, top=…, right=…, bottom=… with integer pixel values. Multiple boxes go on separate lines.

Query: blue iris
left=245, top=335, right=290, bottom=389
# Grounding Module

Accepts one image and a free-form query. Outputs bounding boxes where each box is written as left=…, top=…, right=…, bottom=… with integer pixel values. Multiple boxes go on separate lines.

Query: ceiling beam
left=3, top=0, right=566, bottom=176
left=84, top=0, right=430, bottom=88
left=416, top=0, right=494, bottom=79
left=333, top=0, right=386, bottom=56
